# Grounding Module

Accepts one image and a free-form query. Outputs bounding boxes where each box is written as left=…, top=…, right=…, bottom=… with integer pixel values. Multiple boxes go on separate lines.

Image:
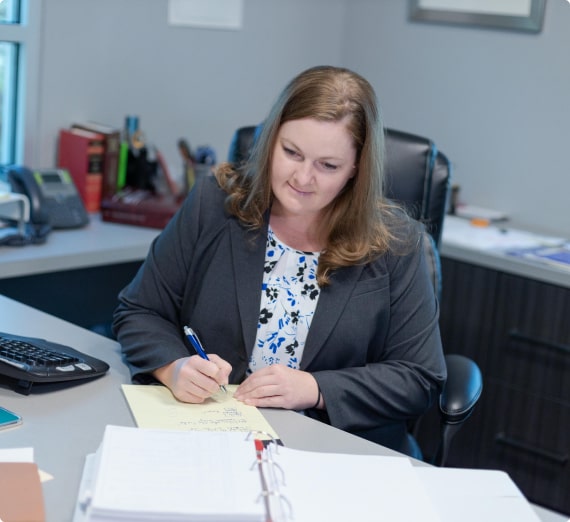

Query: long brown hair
left=216, top=65, right=407, bottom=286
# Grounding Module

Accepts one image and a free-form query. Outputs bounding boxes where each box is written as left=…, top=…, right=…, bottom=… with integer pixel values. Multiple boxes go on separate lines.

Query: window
left=0, top=0, right=41, bottom=166
left=0, top=40, right=19, bottom=164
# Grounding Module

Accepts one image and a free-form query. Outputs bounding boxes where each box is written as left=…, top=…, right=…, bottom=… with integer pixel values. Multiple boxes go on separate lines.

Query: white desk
left=2, top=214, right=567, bottom=331
left=0, top=215, right=160, bottom=330
left=2, top=213, right=567, bottom=287
left=0, top=295, right=566, bottom=522
left=0, top=214, right=160, bottom=279
left=441, top=216, right=570, bottom=289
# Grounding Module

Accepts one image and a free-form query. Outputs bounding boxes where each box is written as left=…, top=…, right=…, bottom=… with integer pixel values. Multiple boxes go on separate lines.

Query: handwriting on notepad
left=179, top=406, right=250, bottom=430
left=121, top=384, right=279, bottom=438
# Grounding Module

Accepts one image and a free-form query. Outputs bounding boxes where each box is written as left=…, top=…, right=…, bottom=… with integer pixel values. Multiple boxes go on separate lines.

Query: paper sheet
left=442, top=216, right=566, bottom=251
left=167, top=0, right=243, bottom=30
left=0, top=447, right=34, bottom=462
left=85, top=427, right=266, bottom=521
left=0, top=447, right=53, bottom=482
left=416, top=467, right=541, bottom=522
left=276, top=447, right=441, bottom=522
left=122, top=384, right=279, bottom=439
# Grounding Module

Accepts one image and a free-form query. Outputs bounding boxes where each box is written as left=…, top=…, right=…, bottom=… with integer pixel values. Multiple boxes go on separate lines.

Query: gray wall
left=343, top=0, right=570, bottom=237
left=35, top=0, right=569, bottom=237
left=37, top=0, right=345, bottom=185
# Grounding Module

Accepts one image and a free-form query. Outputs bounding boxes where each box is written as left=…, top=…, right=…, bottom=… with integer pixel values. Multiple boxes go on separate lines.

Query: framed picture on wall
left=409, top=0, right=546, bottom=33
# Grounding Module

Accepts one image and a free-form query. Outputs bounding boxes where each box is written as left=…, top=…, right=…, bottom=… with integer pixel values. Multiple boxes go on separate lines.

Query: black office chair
left=228, top=125, right=483, bottom=466
left=383, top=128, right=483, bottom=466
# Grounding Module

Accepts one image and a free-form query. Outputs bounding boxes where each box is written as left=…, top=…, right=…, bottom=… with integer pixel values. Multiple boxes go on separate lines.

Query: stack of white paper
left=74, top=425, right=542, bottom=522
left=74, top=426, right=439, bottom=522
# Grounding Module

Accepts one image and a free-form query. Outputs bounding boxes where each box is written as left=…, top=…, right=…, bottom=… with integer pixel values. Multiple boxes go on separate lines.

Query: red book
left=57, top=128, right=105, bottom=212
left=72, top=122, right=121, bottom=200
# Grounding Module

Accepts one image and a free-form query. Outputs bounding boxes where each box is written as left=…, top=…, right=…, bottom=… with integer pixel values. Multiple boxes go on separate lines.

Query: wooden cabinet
left=426, top=257, right=570, bottom=515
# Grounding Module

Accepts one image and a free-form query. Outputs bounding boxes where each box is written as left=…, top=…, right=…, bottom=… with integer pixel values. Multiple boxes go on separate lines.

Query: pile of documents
left=72, top=385, right=541, bottom=522
left=73, top=425, right=541, bottom=522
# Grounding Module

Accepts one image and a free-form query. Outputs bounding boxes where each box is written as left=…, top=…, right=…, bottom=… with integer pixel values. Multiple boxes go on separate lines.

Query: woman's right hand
left=153, top=354, right=232, bottom=403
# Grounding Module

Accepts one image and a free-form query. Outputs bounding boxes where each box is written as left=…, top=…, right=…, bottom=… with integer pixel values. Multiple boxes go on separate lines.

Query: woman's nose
left=294, top=160, right=314, bottom=185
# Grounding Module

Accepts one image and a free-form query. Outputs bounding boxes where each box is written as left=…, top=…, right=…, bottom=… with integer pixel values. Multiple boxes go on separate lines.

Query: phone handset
left=7, top=166, right=50, bottom=225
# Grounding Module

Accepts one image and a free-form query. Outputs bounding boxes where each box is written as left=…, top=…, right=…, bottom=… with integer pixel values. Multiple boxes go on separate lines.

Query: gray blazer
left=113, top=176, right=446, bottom=453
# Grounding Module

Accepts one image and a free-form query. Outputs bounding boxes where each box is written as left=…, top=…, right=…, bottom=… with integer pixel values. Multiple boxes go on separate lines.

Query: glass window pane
left=0, top=41, right=18, bottom=164
left=0, top=0, right=21, bottom=24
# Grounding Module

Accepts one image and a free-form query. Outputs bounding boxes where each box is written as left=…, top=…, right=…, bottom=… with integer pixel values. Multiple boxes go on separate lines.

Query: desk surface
left=441, top=216, right=570, bottom=289
left=2, top=213, right=568, bottom=292
left=0, top=295, right=566, bottom=522
left=0, top=214, right=160, bottom=279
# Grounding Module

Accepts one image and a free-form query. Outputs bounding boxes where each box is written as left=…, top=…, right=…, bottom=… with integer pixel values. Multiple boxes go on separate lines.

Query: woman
left=113, top=65, right=446, bottom=454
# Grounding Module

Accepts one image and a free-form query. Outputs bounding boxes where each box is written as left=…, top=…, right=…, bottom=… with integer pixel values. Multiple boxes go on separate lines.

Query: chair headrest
left=227, top=125, right=262, bottom=165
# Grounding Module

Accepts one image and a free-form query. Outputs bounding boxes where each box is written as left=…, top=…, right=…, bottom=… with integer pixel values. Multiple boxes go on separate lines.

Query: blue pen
left=183, top=325, right=227, bottom=393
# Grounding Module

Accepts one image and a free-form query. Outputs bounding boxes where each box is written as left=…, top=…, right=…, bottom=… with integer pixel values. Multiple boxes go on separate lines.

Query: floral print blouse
left=248, top=226, right=321, bottom=373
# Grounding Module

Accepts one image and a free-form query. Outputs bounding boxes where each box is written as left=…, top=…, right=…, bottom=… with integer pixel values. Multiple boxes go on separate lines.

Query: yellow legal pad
left=121, top=384, right=279, bottom=439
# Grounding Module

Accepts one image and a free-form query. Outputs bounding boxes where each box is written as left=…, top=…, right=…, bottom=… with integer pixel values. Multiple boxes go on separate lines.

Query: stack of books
left=57, top=121, right=183, bottom=228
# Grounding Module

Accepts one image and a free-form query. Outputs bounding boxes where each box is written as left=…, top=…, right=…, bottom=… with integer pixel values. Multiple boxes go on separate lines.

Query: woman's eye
left=283, top=146, right=300, bottom=158
left=320, top=162, right=338, bottom=172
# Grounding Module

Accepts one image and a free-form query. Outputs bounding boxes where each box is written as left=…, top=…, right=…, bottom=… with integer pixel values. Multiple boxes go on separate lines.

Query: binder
left=74, top=425, right=441, bottom=522
left=57, top=128, right=105, bottom=212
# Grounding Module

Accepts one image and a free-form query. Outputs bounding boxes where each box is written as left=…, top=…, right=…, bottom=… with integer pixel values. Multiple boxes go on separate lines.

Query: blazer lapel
left=300, top=263, right=364, bottom=369
left=229, top=216, right=364, bottom=369
left=230, top=220, right=268, bottom=359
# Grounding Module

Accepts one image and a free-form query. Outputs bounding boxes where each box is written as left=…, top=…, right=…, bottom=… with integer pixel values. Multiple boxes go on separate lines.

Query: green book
left=117, top=141, right=129, bottom=190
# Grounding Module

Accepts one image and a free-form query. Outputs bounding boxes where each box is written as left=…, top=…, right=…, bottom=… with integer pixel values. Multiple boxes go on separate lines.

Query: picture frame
left=409, top=0, right=546, bottom=33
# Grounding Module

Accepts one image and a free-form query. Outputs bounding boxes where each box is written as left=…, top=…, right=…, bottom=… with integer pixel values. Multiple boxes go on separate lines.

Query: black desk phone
left=7, top=166, right=89, bottom=229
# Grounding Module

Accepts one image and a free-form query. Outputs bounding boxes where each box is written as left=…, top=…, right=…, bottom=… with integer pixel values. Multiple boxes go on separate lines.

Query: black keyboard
left=0, top=332, right=110, bottom=394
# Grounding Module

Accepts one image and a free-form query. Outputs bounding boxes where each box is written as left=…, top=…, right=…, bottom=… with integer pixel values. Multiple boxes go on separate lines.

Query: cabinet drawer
left=439, top=258, right=498, bottom=367
left=479, top=381, right=569, bottom=515
left=491, top=328, right=570, bottom=402
left=488, top=273, right=570, bottom=401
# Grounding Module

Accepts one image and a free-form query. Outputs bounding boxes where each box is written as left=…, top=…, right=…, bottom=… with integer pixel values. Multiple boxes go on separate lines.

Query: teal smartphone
left=0, top=406, right=22, bottom=430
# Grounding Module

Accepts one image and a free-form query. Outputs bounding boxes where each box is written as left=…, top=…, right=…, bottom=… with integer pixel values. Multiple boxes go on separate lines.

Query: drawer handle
left=495, top=432, right=568, bottom=465
left=508, top=329, right=570, bottom=356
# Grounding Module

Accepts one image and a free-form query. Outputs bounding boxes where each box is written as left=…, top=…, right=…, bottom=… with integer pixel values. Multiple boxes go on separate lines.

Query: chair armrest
left=439, top=354, right=483, bottom=425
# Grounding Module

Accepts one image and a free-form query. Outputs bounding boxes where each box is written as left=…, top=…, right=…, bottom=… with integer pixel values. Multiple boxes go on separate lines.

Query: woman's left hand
left=233, top=364, right=321, bottom=410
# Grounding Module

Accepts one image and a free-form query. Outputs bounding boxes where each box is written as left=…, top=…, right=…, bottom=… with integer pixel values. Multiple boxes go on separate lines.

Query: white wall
left=35, top=0, right=569, bottom=237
